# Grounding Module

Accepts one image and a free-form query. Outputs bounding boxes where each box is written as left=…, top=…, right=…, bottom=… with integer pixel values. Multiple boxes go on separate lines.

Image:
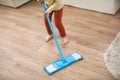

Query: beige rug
left=104, top=32, right=120, bottom=80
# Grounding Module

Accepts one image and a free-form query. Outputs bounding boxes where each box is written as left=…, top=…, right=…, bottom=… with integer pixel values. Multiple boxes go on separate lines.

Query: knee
left=54, top=21, right=62, bottom=26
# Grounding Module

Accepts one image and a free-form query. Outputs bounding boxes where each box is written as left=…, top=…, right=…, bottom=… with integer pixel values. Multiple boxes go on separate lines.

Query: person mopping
left=37, top=0, right=83, bottom=75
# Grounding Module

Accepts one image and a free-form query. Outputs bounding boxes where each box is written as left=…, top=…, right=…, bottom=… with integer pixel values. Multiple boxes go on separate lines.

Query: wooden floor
left=0, top=1, right=120, bottom=80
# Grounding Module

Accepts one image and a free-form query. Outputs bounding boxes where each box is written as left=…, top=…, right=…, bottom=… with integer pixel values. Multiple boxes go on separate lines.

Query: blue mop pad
left=41, top=2, right=83, bottom=75
left=44, top=52, right=83, bottom=75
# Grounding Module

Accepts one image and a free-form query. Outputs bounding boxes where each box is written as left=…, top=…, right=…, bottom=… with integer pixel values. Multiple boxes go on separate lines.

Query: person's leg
left=54, top=8, right=69, bottom=45
left=44, top=12, right=53, bottom=42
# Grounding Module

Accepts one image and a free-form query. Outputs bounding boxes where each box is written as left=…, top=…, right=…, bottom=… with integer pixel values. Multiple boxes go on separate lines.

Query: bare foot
left=62, top=37, right=69, bottom=45
left=45, top=34, right=53, bottom=42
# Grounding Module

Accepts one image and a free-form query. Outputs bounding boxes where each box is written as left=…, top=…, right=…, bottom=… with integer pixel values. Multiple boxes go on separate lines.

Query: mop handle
left=41, top=2, right=64, bottom=59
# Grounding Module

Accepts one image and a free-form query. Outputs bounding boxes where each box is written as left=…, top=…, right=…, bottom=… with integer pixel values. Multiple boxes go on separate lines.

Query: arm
left=46, top=0, right=60, bottom=13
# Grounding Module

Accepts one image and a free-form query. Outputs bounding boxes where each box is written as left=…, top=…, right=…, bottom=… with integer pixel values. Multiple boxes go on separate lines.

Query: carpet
left=104, top=32, right=120, bottom=80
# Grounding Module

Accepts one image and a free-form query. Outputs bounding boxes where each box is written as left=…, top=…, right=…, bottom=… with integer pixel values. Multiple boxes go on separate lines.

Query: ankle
left=45, top=34, right=53, bottom=42
left=62, top=37, right=69, bottom=45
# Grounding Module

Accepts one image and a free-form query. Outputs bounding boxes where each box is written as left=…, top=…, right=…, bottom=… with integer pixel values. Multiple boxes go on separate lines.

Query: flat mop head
left=44, top=52, right=83, bottom=75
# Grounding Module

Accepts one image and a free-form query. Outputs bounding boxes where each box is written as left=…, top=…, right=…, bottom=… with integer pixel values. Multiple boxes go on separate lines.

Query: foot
left=62, top=37, right=69, bottom=45
left=45, top=34, right=53, bottom=42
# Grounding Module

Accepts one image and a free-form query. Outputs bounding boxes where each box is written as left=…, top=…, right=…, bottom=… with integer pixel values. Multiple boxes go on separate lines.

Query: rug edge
left=104, top=32, right=120, bottom=80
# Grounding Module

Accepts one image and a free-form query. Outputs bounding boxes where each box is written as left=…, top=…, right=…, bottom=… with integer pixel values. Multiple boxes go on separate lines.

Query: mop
left=41, top=2, right=83, bottom=75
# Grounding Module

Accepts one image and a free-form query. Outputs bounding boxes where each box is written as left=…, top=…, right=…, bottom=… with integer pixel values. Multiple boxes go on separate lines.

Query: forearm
left=46, top=3, right=59, bottom=13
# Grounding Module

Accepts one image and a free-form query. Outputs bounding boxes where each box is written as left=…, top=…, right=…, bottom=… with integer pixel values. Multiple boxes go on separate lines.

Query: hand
left=44, top=11, right=47, bottom=15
